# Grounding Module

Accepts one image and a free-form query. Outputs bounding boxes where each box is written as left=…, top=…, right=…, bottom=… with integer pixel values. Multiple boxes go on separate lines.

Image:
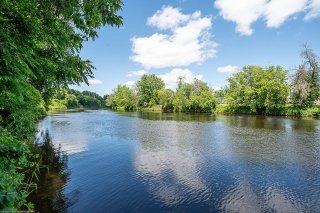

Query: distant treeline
left=106, top=76, right=216, bottom=112
left=106, top=45, right=320, bottom=116
left=49, top=89, right=105, bottom=111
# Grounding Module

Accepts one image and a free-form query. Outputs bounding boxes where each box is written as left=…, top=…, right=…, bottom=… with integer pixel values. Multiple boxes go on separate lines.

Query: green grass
left=139, top=105, right=163, bottom=112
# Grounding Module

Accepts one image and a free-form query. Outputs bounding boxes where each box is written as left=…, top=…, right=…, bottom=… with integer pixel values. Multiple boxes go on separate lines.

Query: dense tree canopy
left=107, top=77, right=216, bottom=113
left=136, top=74, right=165, bottom=106
left=292, top=45, right=320, bottom=108
left=49, top=89, right=104, bottom=110
left=1, top=0, right=123, bottom=107
left=174, top=79, right=216, bottom=112
left=225, top=66, right=289, bottom=114
left=110, top=85, right=137, bottom=111
left=158, top=89, right=175, bottom=112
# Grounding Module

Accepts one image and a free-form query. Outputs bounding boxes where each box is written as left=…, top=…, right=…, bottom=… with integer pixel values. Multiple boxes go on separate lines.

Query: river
left=32, top=110, right=320, bottom=212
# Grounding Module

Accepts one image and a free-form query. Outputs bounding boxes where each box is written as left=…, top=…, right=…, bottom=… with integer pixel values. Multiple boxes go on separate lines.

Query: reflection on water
left=34, top=110, right=320, bottom=212
left=28, top=130, right=70, bottom=213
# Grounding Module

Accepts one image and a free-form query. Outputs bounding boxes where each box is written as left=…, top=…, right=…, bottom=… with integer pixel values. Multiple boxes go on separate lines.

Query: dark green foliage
left=158, top=89, right=175, bottom=112
left=0, top=128, right=35, bottom=211
left=0, top=82, right=45, bottom=141
left=78, top=91, right=104, bottom=108
left=49, top=88, right=104, bottom=110
left=1, top=0, right=123, bottom=107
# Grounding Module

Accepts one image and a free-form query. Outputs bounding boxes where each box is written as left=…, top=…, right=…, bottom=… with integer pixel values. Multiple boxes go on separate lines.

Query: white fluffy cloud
left=215, top=0, right=266, bottom=35
left=126, top=70, right=147, bottom=77
left=88, top=79, right=103, bottom=85
left=215, top=0, right=319, bottom=35
left=265, top=0, right=308, bottom=28
left=158, top=68, right=203, bottom=89
left=131, top=6, right=217, bottom=69
left=147, top=6, right=190, bottom=30
left=217, top=65, right=238, bottom=73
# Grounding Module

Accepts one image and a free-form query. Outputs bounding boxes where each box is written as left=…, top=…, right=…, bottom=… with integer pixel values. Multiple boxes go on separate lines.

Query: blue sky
left=73, top=0, right=320, bottom=96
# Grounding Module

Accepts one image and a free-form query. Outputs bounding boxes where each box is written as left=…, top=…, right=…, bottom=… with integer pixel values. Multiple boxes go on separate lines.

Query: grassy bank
left=111, top=104, right=320, bottom=118
left=215, top=104, right=320, bottom=117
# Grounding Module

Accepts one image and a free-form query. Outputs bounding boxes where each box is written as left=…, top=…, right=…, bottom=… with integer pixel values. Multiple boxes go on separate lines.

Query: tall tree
left=1, top=0, right=123, bottom=108
left=158, top=89, right=175, bottom=112
left=112, top=85, right=137, bottom=111
left=301, top=44, right=320, bottom=106
left=136, top=74, right=165, bottom=106
left=291, top=65, right=310, bottom=108
left=225, top=66, right=289, bottom=114
left=173, top=79, right=216, bottom=112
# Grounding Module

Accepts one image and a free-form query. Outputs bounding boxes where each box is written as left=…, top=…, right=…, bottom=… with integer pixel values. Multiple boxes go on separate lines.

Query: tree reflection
left=118, top=111, right=217, bottom=122
left=28, top=130, right=70, bottom=213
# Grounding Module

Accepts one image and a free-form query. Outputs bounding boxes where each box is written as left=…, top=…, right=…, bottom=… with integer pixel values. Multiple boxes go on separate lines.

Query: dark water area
left=32, top=110, right=320, bottom=212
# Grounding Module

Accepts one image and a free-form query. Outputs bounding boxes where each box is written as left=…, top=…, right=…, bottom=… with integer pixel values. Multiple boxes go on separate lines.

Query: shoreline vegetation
left=49, top=104, right=320, bottom=118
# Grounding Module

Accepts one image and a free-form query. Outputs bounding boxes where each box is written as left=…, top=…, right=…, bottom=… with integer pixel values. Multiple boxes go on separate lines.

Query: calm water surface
left=34, top=110, right=320, bottom=212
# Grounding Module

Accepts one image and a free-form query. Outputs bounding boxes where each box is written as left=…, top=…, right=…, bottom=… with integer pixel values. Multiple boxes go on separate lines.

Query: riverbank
left=215, top=104, right=320, bottom=118
left=110, top=104, right=320, bottom=118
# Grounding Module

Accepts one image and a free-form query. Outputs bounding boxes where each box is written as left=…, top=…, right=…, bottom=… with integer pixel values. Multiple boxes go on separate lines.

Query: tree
left=158, top=89, right=174, bottom=112
left=1, top=0, right=123, bottom=108
left=225, top=66, right=289, bottom=114
left=78, top=91, right=104, bottom=107
left=136, top=74, right=165, bottom=106
left=106, top=95, right=114, bottom=108
left=189, top=90, right=216, bottom=112
left=300, top=44, right=320, bottom=106
left=173, top=90, right=190, bottom=112
left=291, top=65, right=310, bottom=108
left=112, top=85, right=137, bottom=111
left=173, top=79, right=216, bottom=112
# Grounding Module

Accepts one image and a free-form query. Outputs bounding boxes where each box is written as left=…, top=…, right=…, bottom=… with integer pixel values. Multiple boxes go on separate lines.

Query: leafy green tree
left=1, top=0, right=123, bottom=108
left=173, top=79, right=216, bottom=112
left=300, top=44, right=320, bottom=106
left=173, top=90, right=190, bottom=112
left=136, top=74, right=165, bottom=106
left=189, top=90, right=216, bottom=112
left=105, top=95, right=114, bottom=108
left=291, top=65, right=310, bottom=109
left=225, top=66, right=289, bottom=114
left=112, top=85, right=137, bottom=111
left=78, top=91, right=103, bottom=108
left=158, top=89, right=174, bottom=111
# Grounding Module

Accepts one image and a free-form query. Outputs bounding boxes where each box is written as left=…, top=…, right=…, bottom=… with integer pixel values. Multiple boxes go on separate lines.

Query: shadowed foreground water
left=33, top=110, right=320, bottom=212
